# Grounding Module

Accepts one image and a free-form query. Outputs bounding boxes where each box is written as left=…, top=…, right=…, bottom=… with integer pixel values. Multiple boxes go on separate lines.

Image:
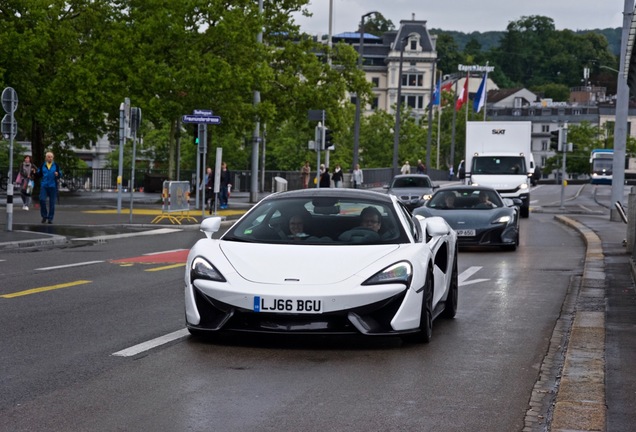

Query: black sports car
left=413, top=186, right=520, bottom=251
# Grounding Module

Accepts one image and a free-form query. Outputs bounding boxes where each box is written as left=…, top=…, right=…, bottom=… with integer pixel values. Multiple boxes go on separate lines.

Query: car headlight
left=191, top=257, right=226, bottom=283
left=519, top=183, right=529, bottom=190
left=363, top=261, right=412, bottom=286
left=492, top=215, right=511, bottom=224
left=422, top=194, right=433, bottom=201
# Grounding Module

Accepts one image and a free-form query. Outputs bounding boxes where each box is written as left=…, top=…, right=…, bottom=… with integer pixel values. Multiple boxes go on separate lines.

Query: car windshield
left=223, top=196, right=409, bottom=245
left=391, top=176, right=431, bottom=188
left=426, top=190, right=504, bottom=210
left=472, top=156, right=526, bottom=175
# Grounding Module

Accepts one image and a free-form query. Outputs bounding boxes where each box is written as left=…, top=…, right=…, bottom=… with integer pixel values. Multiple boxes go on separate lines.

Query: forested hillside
left=430, top=27, right=621, bottom=56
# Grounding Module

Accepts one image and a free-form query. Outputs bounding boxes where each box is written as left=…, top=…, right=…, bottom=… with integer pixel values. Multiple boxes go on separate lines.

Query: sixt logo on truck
left=491, top=129, right=506, bottom=135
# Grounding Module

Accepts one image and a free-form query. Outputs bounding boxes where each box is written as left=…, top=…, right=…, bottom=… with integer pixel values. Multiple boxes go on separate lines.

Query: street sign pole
left=2, top=87, right=18, bottom=231
left=117, top=98, right=130, bottom=213
left=181, top=110, right=221, bottom=213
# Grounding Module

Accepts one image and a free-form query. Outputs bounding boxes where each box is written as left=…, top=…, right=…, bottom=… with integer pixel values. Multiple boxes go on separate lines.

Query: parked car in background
left=385, top=174, right=438, bottom=211
left=185, top=188, right=458, bottom=344
left=414, top=186, right=520, bottom=251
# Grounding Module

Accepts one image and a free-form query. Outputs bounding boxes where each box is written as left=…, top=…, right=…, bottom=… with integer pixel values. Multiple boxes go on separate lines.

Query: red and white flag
left=455, top=73, right=469, bottom=111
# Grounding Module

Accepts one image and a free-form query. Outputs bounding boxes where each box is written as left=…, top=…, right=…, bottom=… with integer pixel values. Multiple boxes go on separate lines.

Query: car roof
left=266, top=188, right=395, bottom=204
left=436, top=185, right=499, bottom=193
left=392, top=174, right=432, bottom=179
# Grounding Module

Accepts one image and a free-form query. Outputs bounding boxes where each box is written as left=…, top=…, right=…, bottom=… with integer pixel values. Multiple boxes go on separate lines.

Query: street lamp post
left=392, top=36, right=408, bottom=177
left=352, top=11, right=379, bottom=170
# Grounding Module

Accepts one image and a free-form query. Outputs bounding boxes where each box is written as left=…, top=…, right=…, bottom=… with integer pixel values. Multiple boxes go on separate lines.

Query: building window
left=350, top=96, right=357, bottom=105
left=403, top=95, right=424, bottom=109
left=410, top=40, right=417, bottom=50
left=541, top=124, right=549, bottom=133
left=402, top=73, right=424, bottom=87
left=541, top=140, right=548, bottom=151
left=371, top=97, right=379, bottom=110
left=371, top=77, right=379, bottom=87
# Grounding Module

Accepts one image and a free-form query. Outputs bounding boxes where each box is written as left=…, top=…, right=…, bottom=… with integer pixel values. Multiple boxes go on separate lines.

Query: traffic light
left=192, top=125, right=199, bottom=146
left=549, top=130, right=559, bottom=151
left=324, top=128, right=333, bottom=149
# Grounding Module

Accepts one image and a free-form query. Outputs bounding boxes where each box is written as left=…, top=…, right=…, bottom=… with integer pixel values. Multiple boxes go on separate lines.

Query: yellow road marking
left=1, top=280, right=92, bottom=298
left=144, top=263, right=186, bottom=272
left=83, top=209, right=244, bottom=216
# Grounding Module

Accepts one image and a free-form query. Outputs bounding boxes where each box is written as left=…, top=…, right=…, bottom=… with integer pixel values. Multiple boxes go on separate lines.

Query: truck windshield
left=472, top=156, right=527, bottom=175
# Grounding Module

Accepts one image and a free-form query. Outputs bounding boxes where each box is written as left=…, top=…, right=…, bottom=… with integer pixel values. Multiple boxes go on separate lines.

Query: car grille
left=192, top=288, right=408, bottom=336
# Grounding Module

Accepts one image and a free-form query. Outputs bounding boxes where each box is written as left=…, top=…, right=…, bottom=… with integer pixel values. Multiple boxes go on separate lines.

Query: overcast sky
left=292, top=0, right=627, bottom=34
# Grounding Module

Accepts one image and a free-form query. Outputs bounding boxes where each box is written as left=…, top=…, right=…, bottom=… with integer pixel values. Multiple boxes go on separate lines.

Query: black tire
left=441, top=251, right=458, bottom=319
left=502, top=232, right=519, bottom=251
left=520, top=204, right=529, bottom=218
left=405, top=269, right=434, bottom=344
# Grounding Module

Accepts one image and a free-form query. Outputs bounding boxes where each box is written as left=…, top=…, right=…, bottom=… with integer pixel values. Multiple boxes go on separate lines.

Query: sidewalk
left=1, top=187, right=635, bottom=431
left=0, top=190, right=256, bottom=250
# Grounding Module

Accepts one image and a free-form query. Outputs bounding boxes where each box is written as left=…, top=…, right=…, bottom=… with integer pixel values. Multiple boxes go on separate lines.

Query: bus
left=590, top=149, right=613, bottom=184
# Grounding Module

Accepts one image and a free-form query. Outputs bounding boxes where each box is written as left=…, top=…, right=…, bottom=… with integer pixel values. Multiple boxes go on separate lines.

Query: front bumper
left=185, top=284, right=421, bottom=336
left=456, top=224, right=518, bottom=247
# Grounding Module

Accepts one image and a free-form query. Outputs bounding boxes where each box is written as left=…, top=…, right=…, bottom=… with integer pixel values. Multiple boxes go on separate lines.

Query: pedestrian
left=300, top=161, right=311, bottom=189
left=36, top=151, right=62, bottom=224
left=416, top=159, right=426, bottom=174
left=201, top=166, right=213, bottom=213
left=331, top=164, right=343, bottom=188
left=352, top=164, right=363, bottom=189
left=218, top=162, right=231, bottom=209
left=319, top=164, right=331, bottom=188
left=400, top=160, right=411, bottom=175
left=448, top=166, right=454, bottom=181
left=16, top=155, right=36, bottom=210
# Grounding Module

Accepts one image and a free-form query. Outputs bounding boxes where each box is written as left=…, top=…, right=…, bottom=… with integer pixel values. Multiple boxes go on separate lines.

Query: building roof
left=486, top=88, right=525, bottom=103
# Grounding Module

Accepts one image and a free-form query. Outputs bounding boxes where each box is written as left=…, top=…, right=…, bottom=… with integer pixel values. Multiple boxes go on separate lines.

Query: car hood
left=217, top=241, right=401, bottom=284
left=388, top=187, right=432, bottom=196
left=417, top=208, right=511, bottom=229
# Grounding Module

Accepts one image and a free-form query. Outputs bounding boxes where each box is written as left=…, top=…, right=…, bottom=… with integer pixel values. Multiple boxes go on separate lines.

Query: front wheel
left=441, top=251, right=458, bottom=319
left=520, top=204, right=529, bottom=218
left=404, top=270, right=434, bottom=344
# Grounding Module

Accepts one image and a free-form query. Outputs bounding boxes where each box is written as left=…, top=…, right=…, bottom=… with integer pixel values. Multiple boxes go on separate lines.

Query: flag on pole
left=455, top=73, right=469, bottom=111
left=432, top=76, right=442, bottom=106
left=473, top=73, right=487, bottom=112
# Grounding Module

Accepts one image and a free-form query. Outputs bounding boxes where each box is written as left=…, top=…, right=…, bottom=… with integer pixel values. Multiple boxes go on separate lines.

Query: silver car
left=385, top=174, right=438, bottom=210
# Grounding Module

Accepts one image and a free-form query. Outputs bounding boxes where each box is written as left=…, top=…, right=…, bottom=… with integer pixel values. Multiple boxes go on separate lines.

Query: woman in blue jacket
left=37, top=151, right=62, bottom=223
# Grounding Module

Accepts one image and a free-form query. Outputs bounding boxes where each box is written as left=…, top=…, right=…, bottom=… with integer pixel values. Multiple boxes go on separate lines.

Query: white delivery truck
left=462, top=121, right=534, bottom=218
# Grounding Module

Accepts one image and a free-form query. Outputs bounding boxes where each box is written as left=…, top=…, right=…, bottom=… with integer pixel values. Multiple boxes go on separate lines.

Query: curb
left=549, top=215, right=607, bottom=431
left=0, top=231, right=68, bottom=250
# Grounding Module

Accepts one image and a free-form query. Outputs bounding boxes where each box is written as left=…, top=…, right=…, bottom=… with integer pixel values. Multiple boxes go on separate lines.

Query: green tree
left=363, top=13, right=395, bottom=36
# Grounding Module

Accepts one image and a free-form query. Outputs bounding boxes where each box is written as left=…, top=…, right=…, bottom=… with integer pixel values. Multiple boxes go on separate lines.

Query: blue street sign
left=182, top=115, right=222, bottom=124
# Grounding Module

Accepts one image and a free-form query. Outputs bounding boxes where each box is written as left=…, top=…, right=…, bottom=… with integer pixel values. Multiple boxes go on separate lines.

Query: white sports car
left=185, top=189, right=458, bottom=343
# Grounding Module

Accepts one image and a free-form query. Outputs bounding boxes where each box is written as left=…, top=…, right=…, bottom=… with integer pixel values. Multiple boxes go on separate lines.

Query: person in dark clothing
left=218, top=162, right=231, bottom=209
left=202, top=167, right=213, bottom=214
left=319, top=164, right=331, bottom=188
left=331, top=164, right=343, bottom=188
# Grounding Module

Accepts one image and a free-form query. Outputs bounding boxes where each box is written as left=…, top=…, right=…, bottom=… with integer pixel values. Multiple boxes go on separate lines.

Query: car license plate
left=456, top=229, right=476, bottom=237
left=254, top=296, right=322, bottom=313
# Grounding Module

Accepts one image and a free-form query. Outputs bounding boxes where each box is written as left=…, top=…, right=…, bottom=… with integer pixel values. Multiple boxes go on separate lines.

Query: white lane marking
left=112, top=328, right=190, bottom=357
left=459, top=266, right=489, bottom=286
left=36, top=261, right=104, bottom=271
left=144, top=248, right=188, bottom=256
left=71, top=228, right=182, bottom=242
